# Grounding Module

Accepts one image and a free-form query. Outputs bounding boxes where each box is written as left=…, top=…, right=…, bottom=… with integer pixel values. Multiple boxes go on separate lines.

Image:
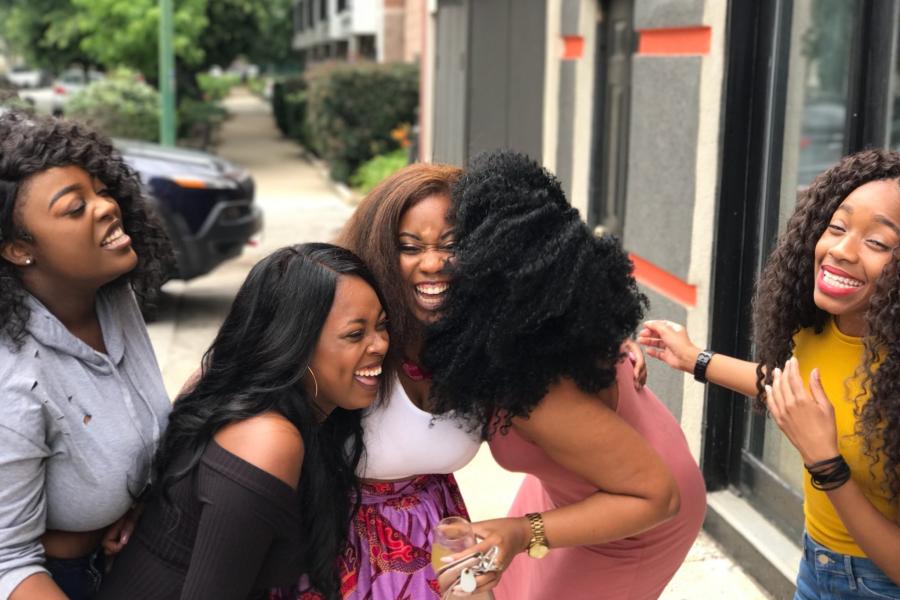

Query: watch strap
left=693, top=350, right=715, bottom=383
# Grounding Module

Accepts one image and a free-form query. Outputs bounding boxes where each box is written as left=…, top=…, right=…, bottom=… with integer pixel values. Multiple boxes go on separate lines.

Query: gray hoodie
left=0, top=284, right=170, bottom=598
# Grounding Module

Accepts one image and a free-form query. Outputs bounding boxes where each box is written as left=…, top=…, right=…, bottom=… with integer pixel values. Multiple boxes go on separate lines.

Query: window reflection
left=753, top=0, right=854, bottom=492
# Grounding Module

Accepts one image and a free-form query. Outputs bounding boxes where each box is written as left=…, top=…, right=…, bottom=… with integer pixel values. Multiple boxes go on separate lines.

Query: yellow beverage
left=431, top=542, right=455, bottom=573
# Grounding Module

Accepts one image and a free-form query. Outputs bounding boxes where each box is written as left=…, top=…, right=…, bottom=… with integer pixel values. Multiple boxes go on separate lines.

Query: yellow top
left=793, top=319, right=896, bottom=556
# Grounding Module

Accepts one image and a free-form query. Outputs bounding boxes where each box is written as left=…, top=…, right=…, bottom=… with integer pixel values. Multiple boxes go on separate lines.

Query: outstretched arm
left=638, top=320, right=761, bottom=398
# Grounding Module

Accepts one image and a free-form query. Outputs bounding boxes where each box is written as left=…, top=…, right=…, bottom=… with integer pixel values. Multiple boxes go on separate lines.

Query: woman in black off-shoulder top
left=98, top=244, right=390, bottom=600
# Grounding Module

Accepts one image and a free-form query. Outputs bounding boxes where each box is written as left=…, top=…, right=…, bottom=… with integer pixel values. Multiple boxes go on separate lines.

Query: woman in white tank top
left=275, top=164, right=482, bottom=600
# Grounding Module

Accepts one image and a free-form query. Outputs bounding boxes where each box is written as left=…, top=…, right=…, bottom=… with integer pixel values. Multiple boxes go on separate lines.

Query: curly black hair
left=752, top=148, right=900, bottom=499
left=423, top=150, right=647, bottom=437
left=0, top=110, right=174, bottom=348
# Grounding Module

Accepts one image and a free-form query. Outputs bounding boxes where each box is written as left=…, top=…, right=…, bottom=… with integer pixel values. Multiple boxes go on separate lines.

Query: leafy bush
left=67, top=70, right=159, bottom=141
left=304, top=62, right=418, bottom=183
left=350, top=148, right=409, bottom=193
left=0, top=90, right=35, bottom=114
left=178, top=97, right=228, bottom=149
left=271, top=75, right=306, bottom=137
left=197, top=73, right=240, bottom=102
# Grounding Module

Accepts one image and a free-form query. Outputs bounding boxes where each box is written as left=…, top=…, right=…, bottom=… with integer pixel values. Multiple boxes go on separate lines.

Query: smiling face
left=1, top=165, right=137, bottom=290
left=306, top=274, right=389, bottom=415
left=397, top=194, right=454, bottom=323
left=812, top=179, right=900, bottom=336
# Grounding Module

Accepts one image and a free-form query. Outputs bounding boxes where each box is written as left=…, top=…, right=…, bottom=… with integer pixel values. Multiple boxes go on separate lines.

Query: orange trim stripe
left=561, top=36, right=584, bottom=60
left=637, top=26, right=711, bottom=56
left=629, top=253, right=697, bottom=308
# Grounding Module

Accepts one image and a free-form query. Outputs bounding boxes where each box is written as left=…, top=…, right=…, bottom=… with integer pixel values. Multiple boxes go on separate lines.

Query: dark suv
left=117, top=140, right=263, bottom=280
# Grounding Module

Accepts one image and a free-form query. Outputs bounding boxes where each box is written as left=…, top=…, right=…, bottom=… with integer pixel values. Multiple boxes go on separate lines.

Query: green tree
left=0, top=0, right=94, bottom=73
left=72, top=0, right=208, bottom=80
left=199, top=0, right=296, bottom=71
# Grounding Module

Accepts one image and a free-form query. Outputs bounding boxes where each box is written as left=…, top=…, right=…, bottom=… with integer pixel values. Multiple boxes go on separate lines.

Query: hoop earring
left=307, top=366, right=318, bottom=399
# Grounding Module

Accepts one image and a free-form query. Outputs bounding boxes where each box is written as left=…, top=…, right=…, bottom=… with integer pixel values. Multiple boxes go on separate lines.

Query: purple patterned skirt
left=272, top=473, right=469, bottom=600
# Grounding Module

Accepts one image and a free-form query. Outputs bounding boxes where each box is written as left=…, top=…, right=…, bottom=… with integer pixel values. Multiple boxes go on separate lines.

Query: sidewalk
left=149, top=89, right=773, bottom=600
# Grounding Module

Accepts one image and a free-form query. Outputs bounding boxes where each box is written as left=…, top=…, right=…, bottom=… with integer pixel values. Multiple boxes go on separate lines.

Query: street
left=147, top=89, right=771, bottom=600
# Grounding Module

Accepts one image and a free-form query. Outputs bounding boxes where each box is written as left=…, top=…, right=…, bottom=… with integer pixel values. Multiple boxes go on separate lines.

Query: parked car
left=116, top=139, right=263, bottom=280
left=7, top=65, right=45, bottom=89
left=50, top=68, right=105, bottom=115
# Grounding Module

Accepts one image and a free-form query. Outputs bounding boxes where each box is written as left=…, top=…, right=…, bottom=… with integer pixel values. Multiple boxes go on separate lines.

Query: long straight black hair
left=152, top=243, right=386, bottom=599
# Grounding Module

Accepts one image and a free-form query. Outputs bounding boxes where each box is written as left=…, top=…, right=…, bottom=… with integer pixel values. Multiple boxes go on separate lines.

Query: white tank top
left=358, top=375, right=482, bottom=480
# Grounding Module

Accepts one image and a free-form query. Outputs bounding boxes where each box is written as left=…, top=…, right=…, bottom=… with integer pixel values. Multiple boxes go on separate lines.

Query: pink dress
left=490, top=360, right=706, bottom=600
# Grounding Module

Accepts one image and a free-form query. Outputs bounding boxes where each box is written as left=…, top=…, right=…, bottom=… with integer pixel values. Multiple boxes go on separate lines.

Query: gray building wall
left=431, top=0, right=546, bottom=166
left=622, top=3, right=705, bottom=418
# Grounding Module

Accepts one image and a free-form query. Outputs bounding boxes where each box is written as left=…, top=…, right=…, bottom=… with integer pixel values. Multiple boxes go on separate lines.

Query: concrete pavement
left=147, top=89, right=772, bottom=599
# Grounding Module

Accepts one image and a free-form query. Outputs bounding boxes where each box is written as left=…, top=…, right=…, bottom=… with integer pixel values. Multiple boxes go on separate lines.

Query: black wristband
left=693, top=350, right=715, bottom=383
left=806, top=454, right=851, bottom=491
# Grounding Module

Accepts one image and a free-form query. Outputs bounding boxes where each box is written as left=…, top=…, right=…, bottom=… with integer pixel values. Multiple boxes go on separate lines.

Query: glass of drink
left=431, top=516, right=476, bottom=573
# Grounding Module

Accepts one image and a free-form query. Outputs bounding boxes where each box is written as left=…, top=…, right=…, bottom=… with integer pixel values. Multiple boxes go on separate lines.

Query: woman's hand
left=765, top=357, right=839, bottom=464
left=444, top=517, right=531, bottom=593
left=637, top=320, right=701, bottom=374
left=102, top=504, right=144, bottom=556
left=622, top=339, right=647, bottom=390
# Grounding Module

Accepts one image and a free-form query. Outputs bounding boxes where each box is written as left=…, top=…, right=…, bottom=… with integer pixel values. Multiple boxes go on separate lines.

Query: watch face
left=528, top=543, right=550, bottom=559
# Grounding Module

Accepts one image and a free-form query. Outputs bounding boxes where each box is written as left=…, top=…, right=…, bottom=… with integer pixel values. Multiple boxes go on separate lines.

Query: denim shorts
left=45, top=549, right=105, bottom=600
left=794, top=532, right=900, bottom=599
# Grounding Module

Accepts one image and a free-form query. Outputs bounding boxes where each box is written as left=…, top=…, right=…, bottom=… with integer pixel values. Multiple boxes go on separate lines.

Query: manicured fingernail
left=121, top=533, right=129, bottom=544
left=441, top=556, right=455, bottom=563
left=628, top=351, right=637, bottom=362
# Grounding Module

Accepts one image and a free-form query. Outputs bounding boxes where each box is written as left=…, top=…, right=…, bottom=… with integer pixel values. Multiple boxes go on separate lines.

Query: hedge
left=66, top=70, right=160, bottom=141
left=272, top=75, right=306, bottom=139
left=304, top=62, right=418, bottom=183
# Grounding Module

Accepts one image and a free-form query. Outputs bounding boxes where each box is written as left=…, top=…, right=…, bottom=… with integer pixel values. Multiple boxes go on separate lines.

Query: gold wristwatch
left=525, top=512, right=550, bottom=559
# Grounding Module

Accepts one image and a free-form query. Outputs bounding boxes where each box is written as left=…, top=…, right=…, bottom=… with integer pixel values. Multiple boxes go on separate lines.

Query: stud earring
left=23, top=258, right=33, bottom=266
left=306, top=366, right=319, bottom=399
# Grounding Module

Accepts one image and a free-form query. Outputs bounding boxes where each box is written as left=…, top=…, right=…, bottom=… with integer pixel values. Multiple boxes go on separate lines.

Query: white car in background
left=19, top=68, right=105, bottom=115
left=7, top=66, right=45, bottom=88
left=49, top=69, right=105, bottom=115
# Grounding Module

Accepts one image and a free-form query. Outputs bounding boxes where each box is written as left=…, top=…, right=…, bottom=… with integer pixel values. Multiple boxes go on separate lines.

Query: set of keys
left=454, top=546, right=500, bottom=594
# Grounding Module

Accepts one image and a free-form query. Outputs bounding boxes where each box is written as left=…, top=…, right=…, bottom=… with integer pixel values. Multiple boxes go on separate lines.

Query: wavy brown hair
left=336, top=162, right=461, bottom=362
left=752, top=148, right=900, bottom=499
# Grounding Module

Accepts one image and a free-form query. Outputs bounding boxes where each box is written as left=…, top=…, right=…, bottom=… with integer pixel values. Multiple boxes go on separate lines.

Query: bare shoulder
left=512, top=377, right=617, bottom=440
left=214, top=413, right=304, bottom=490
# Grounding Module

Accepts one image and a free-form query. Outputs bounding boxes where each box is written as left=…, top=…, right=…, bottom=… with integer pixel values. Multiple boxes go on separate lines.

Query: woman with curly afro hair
left=0, top=111, right=174, bottom=600
left=422, top=150, right=706, bottom=599
left=640, top=148, right=900, bottom=596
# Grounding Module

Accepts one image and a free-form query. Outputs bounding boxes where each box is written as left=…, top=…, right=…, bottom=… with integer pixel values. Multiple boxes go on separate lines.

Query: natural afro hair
left=0, top=110, right=174, bottom=348
left=423, top=150, right=646, bottom=437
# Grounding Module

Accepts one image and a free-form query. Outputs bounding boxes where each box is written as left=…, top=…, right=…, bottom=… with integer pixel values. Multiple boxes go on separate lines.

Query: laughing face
left=4, top=165, right=138, bottom=290
left=812, top=179, right=900, bottom=336
left=397, top=194, right=454, bottom=323
left=305, top=274, right=389, bottom=415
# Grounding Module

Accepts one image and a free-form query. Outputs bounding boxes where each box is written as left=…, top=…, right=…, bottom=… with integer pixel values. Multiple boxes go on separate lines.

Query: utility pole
left=158, top=0, right=176, bottom=146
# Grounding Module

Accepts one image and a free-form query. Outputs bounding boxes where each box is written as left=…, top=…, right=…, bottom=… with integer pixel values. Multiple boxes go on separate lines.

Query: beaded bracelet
left=805, top=455, right=851, bottom=491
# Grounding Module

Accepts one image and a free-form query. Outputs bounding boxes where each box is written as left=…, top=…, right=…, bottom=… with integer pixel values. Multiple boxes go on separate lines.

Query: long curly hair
left=154, top=244, right=383, bottom=599
left=0, top=110, right=173, bottom=348
left=423, top=151, right=647, bottom=437
left=752, top=148, right=900, bottom=499
left=336, top=162, right=461, bottom=361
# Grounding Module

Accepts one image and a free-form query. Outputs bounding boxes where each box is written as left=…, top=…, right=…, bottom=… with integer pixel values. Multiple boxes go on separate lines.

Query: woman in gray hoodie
left=0, top=111, right=174, bottom=600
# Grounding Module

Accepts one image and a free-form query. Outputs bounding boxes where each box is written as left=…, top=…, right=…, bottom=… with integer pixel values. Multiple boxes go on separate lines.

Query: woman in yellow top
left=639, top=148, right=900, bottom=599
